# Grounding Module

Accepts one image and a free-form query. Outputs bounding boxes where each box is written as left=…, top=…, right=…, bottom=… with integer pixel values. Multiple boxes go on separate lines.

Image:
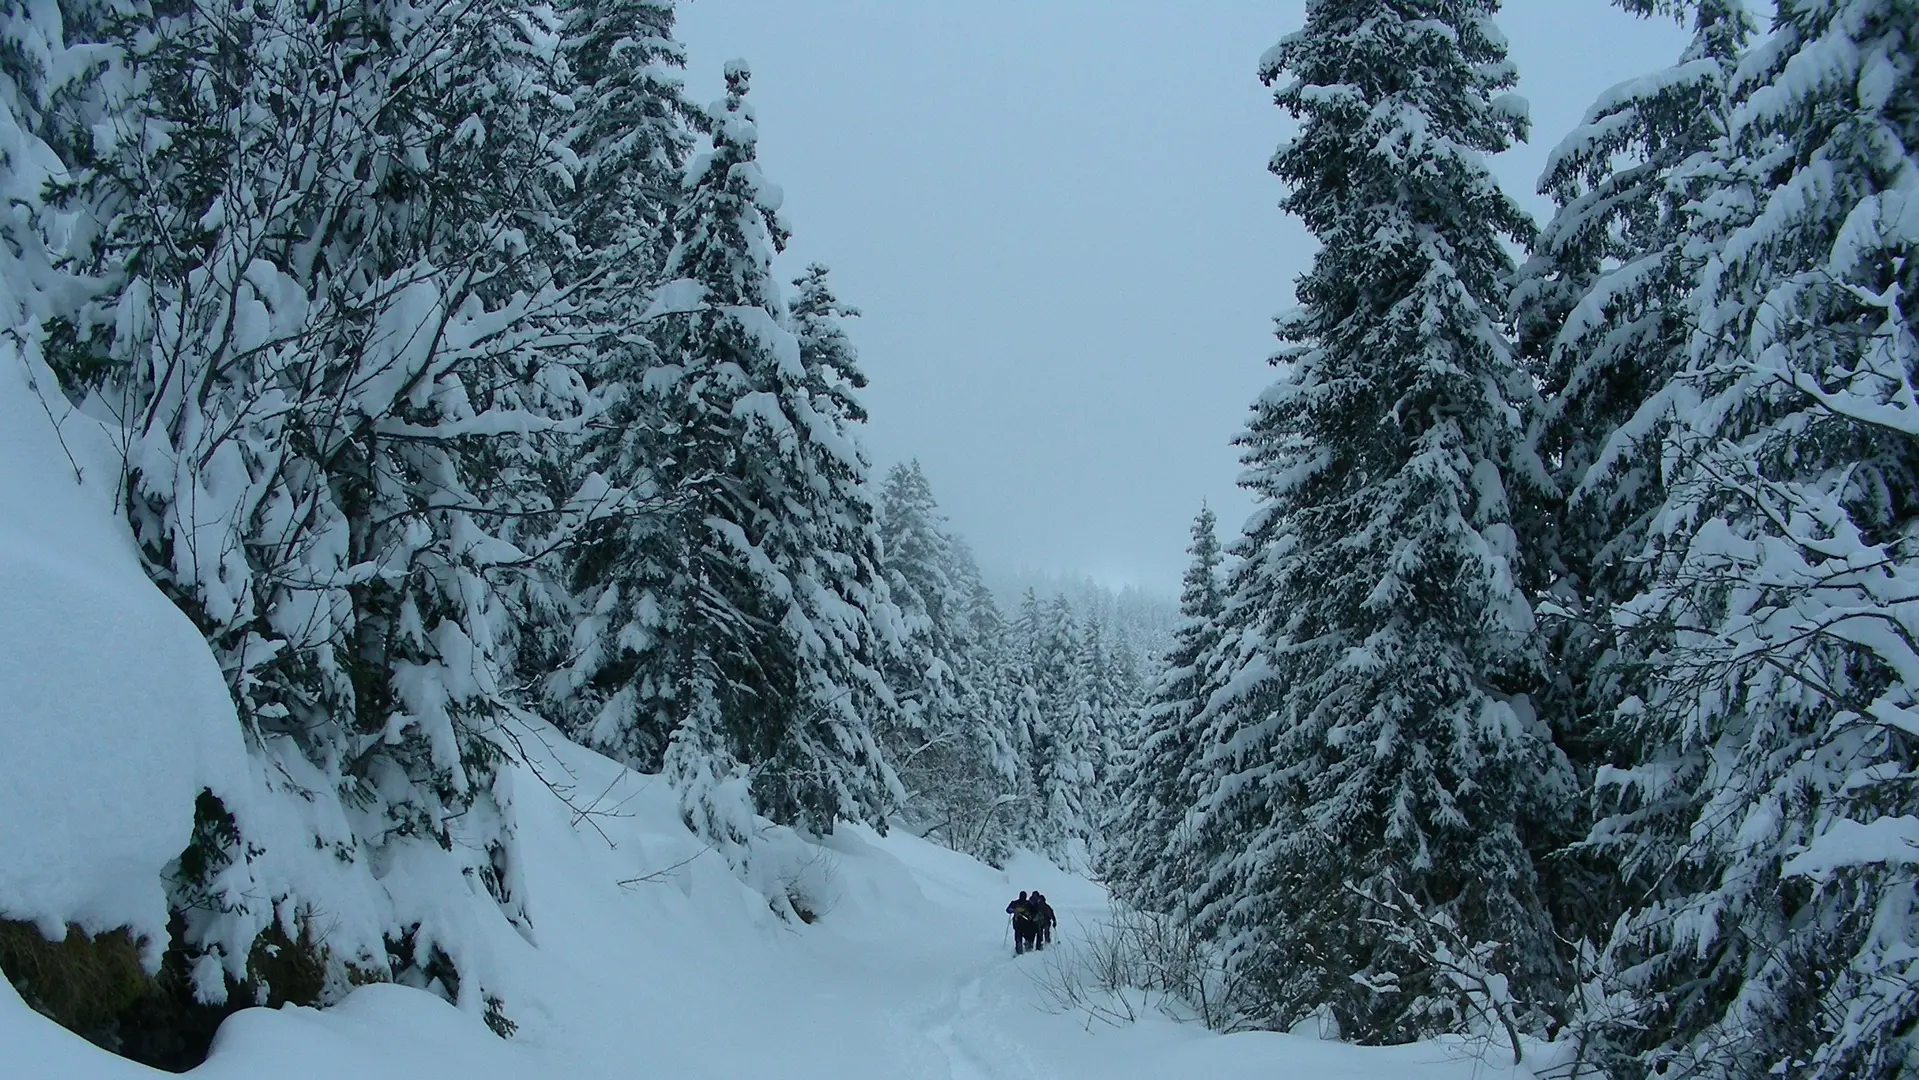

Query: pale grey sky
left=675, top=1, right=1694, bottom=593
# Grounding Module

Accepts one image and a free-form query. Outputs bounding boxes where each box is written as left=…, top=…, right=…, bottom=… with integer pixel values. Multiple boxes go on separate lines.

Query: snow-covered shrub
left=760, top=836, right=842, bottom=926
left=1346, top=883, right=1532, bottom=1067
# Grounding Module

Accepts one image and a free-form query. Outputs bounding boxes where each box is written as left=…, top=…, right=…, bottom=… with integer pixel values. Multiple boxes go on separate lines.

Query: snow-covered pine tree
left=1509, top=0, right=1756, bottom=943
left=45, top=0, right=588, bottom=1012
left=1096, top=629, right=1142, bottom=795
left=1070, top=613, right=1130, bottom=866
left=605, top=65, right=896, bottom=840
left=1005, top=589, right=1054, bottom=850
left=559, top=0, right=698, bottom=280
left=1586, top=3, right=1919, bottom=1076
left=1108, top=505, right=1224, bottom=914
left=1014, top=593, right=1098, bottom=866
left=561, top=56, right=772, bottom=770
left=876, top=461, right=962, bottom=756
left=874, top=460, right=1018, bottom=860
left=774, top=261, right=902, bottom=827
left=949, top=540, right=1025, bottom=862
left=0, top=0, right=114, bottom=380
left=504, top=0, right=700, bottom=701
left=1181, top=0, right=1572, bottom=1041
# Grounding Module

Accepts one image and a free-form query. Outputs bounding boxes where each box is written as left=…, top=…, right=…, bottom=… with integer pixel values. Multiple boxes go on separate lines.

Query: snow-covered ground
left=5, top=717, right=1542, bottom=1079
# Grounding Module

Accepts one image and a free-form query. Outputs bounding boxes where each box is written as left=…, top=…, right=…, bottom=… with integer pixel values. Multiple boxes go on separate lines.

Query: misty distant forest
left=0, top=2, right=1913, bottom=1080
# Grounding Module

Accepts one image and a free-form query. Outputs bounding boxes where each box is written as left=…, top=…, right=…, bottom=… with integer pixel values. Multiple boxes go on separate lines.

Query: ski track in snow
left=920, top=963, right=1039, bottom=1080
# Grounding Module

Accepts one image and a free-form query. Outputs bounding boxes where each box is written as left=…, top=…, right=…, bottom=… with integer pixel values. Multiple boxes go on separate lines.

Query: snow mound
left=0, top=355, right=249, bottom=950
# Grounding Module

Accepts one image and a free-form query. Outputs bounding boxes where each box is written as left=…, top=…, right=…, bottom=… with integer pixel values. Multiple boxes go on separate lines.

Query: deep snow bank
left=0, top=355, right=250, bottom=950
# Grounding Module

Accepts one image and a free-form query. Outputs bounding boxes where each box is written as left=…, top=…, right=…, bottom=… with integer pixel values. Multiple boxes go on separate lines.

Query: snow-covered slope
left=2, top=357, right=1545, bottom=1079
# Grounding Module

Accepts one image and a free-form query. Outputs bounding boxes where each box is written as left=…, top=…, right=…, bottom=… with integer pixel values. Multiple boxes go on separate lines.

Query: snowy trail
left=717, top=827, right=1545, bottom=1080
left=925, top=962, right=1075, bottom=1080
left=789, top=849, right=1057, bottom=1080
left=921, top=966, right=1014, bottom=1080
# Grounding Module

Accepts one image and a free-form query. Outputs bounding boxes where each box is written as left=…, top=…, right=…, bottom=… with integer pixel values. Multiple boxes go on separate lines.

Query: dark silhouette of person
left=1006, top=891, right=1039, bottom=955
left=1032, top=891, right=1057, bottom=947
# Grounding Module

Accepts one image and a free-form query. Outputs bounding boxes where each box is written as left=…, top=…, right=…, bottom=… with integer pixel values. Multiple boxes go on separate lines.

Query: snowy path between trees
left=6, top=718, right=1544, bottom=1079
left=3, top=252, right=1546, bottom=1080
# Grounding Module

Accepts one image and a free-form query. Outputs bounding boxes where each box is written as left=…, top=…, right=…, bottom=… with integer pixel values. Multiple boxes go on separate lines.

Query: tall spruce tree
left=1071, top=613, right=1130, bottom=864
left=877, top=461, right=963, bottom=758
left=559, top=0, right=697, bottom=278
left=1182, top=0, right=1572, bottom=1040
left=1006, top=589, right=1053, bottom=849
left=1512, top=0, right=1756, bottom=942
left=563, top=58, right=779, bottom=771
left=510, top=0, right=699, bottom=702
left=586, top=63, right=897, bottom=840
left=774, top=262, right=901, bottom=828
left=1027, top=595, right=1082, bottom=861
left=1585, top=3, right=1919, bottom=1076
left=950, top=541, right=1024, bottom=862
left=1109, top=505, right=1224, bottom=913
left=875, top=461, right=1019, bottom=860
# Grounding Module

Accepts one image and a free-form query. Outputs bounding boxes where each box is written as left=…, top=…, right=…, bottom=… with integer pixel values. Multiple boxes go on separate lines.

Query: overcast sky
left=674, top=1, right=1695, bottom=594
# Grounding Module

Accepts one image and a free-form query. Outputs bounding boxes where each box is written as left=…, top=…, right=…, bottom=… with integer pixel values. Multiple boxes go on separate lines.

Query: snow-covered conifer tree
left=595, top=65, right=896, bottom=838
left=1069, top=615, right=1129, bottom=862
left=1004, top=590, right=1053, bottom=848
left=1108, top=505, right=1224, bottom=913
left=875, top=461, right=1020, bottom=860
left=0, top=0, right=111, bottom=374
left=1011, top=595, right=1095, bottom=865
left=560, top=0, right=698, bottom=280
left=773, top=262, right=902, bottom=827
left=950, top=542, right=1025, bottom=861
left=505, top=0, right=699, bottom=700
left=1586, top=3, right=1919, bottom=1076
left=1511, top=0, right=1756, bottom=941
left=877, top=461, right=964, bottom=755
left=1182, top=0, right=1572, bottom=1040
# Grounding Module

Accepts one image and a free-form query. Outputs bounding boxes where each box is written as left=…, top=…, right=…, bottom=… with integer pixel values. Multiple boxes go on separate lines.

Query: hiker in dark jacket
left=1006, top=891, right=1039, bottom=955
left=1032, top=891, right=1057, bottom=947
